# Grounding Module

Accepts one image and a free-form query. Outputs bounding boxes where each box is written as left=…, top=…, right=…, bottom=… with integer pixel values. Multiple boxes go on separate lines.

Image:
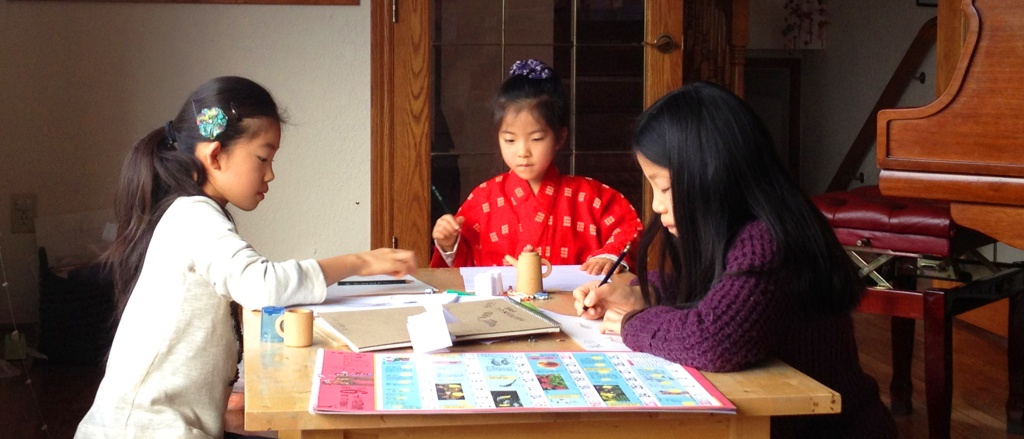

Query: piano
left=876, top=0, right=1022, bottom=435
left=877, top=0, right=1024, bottom=244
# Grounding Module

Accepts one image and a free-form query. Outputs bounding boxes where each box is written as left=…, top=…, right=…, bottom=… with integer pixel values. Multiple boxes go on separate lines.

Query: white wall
left=0, top=1, right=372, bottom=324
left=799, top=0, right=937, bottom=194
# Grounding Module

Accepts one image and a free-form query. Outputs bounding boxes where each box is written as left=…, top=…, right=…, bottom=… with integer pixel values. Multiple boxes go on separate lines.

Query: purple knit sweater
left=622, top=221, right=896, bottom=439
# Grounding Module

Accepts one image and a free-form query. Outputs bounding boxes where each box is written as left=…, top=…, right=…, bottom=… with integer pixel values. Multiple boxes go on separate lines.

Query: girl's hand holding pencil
left=430, top=184, right=464, bottom=252
left=572, top=279, right=645, bottom=334
left=432, top=214, right=465, bottom=252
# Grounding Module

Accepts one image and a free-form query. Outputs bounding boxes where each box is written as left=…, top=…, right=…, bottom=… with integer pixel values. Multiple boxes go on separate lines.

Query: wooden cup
left=275, top=308, right=314, bottom=347
left=513, top=251, right=552, bottom=296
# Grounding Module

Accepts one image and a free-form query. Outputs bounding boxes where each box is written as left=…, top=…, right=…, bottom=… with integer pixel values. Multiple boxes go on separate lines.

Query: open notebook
left=315, top=297, right=560, bottom=352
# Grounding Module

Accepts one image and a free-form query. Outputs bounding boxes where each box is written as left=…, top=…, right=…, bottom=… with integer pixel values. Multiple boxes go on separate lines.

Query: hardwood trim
left=922, top=288, right=954, bottom=436
left=951, top=203, right=1024, bottom=250
left=857, top=288, right=925, bottom=320
left=875, top=1, right=979, bottom=173
left=370, top=0, right=394, bottom=250
left=936, top=0, right=966, bottom=97
left=879, top=170, right=1024, bottom=206
left=642, top=0, right=684, bottom=223
left=644, top=1, right=683, bottom=110
left=390, top=0, right=432, bottom=263
left=371, top=0, right=431, bottom=264
left=730, top=0, right=749, bottom=98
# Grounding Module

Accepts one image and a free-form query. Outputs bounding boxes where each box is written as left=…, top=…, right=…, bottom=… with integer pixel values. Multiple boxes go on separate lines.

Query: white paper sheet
left=407, top=305, right=456, bottom=353
left=459, top=265, right=602, bottom=293
left=538, top=309, right=631, bottom=352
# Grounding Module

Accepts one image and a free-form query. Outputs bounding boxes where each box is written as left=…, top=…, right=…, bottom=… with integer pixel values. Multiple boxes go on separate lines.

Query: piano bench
left=814, top=185, right=1024, bottom=438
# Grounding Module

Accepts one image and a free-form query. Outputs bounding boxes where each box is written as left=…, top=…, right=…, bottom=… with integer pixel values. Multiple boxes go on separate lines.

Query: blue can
left=260, top=306, right=286, bottom=343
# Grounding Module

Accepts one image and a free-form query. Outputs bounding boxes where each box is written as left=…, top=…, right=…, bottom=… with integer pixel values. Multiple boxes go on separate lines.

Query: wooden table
left=243, top=269, right=840, bottom=439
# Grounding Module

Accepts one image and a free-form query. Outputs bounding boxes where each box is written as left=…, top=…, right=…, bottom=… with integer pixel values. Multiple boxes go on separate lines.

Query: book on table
left=309, top=349, right=736, bottom=414
left=314, top=296, right=561, bottom=352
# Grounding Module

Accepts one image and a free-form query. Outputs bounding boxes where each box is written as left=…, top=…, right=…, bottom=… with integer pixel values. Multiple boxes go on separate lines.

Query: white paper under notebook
left=539, top=309, right=631, bottom=352
left=459, top=265, right=602, bottom=293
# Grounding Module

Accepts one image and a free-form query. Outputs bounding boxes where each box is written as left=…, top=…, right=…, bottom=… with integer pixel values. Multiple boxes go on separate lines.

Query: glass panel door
left=430, top=0, right=646, bottom=226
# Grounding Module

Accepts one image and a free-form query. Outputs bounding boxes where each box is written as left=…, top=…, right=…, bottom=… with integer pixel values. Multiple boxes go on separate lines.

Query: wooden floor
left=852, top=312, right=1018, bottom=439
left=0, top=312, right=1018, bottom=439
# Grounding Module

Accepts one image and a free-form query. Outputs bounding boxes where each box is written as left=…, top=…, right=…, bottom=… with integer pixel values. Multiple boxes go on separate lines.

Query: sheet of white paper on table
left=538, top=309, right=631, bottom=352
left=298, top=293, right=460, bottom=313
left=407, top=305, right=456, bottom=353
left=459, top=265, right=602, bottom=293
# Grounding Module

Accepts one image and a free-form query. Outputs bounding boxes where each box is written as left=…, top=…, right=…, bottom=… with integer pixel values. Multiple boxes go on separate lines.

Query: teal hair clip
left=196, top=107, right=228, bottom=140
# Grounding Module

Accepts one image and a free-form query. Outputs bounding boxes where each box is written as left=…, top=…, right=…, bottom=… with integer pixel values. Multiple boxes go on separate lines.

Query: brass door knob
left=645, top=34, right=678, bottom=54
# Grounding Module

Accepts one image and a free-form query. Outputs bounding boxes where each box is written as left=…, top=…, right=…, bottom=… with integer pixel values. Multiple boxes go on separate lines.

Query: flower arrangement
left=782, top=0, right=828, bottom=49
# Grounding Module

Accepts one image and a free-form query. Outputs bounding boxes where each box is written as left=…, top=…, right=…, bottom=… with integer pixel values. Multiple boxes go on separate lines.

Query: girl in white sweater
left=76, top=76, right=416, bottom=438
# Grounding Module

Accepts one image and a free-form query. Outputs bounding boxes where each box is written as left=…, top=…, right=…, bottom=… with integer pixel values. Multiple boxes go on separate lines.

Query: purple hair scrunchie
left=509, top=59, right=553, bottom=80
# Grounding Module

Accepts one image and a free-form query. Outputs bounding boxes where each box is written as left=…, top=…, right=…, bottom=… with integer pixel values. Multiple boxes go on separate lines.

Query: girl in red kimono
left=431, top=59, right=642, bottom=275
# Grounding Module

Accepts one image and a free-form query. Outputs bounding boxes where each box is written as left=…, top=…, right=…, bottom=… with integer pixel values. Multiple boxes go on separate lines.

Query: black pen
left=583, top=244, right=631, bottom=312
left=337, top=279, right=411, bottom=286
left=431, top=184, right=453, bottom=216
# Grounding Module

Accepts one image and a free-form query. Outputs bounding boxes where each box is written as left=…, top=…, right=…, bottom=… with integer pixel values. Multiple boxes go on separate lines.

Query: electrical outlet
left=11, top=193, right=37, bottom=234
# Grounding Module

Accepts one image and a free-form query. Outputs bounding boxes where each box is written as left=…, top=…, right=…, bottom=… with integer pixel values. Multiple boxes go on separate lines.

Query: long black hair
left=633, top=81, right=861, bottom=314
left=103, top=76, right=285, bottom=321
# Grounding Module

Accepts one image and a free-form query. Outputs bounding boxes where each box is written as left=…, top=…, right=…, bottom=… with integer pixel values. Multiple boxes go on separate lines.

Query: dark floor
left=1, top=358, right=103, bottom=439
left=1, top=312, right=1019, bottom=439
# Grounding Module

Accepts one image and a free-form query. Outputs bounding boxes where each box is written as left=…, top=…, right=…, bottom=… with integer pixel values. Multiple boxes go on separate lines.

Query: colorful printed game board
left=310, top=349, right=735, bottom=414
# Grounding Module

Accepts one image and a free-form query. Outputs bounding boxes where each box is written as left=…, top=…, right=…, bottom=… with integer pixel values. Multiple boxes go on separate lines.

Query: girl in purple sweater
left=573, top=82, right=897, bottom=439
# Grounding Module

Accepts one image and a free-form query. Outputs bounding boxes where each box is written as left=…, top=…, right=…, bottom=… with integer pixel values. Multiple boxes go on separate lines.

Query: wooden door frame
left=372, top=0, right=685, bottom=265
left=371, top=0, right=432, bottom=261
left=370, top=0, right=394, bottom=254
left=642, top=0, right=684, bottom=221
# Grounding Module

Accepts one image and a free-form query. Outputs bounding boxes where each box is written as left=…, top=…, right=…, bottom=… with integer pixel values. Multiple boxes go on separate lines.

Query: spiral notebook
left=315, top=297, right=561, bottom=352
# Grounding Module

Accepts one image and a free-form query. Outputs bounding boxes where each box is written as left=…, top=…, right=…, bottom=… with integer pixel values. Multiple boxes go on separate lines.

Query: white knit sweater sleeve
left=173, top=197, right=327, bottom=310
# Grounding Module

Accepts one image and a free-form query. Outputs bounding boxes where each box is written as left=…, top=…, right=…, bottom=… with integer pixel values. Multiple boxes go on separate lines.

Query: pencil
left=598, top=244, right=631, bottom=287
left=337, top=279, right=411, bottom=286
left=583, top=244, right=631, bottom=312
left=431, top=184, right=453, bottom=216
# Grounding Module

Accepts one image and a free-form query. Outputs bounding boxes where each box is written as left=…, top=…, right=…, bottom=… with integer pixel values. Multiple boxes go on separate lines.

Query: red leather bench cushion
left=812, top=186, right=991, bottom=257
left=829, top=228, right=953, bottom=257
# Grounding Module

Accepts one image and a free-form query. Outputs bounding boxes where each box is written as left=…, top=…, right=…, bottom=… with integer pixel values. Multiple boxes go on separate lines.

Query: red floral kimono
left=431, top=167, right=643, bottom=269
